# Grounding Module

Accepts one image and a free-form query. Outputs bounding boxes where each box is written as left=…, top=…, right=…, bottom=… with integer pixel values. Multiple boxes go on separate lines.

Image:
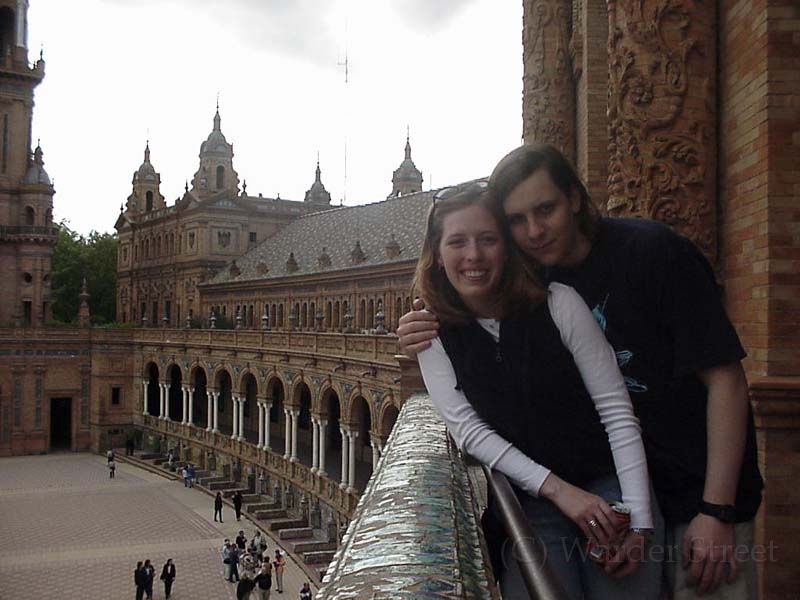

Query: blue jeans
left=499, top=474, right=664, bottom=600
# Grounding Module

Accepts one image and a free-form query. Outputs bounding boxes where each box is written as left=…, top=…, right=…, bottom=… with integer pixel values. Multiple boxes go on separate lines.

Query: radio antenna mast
left=337, top=18, right=349, bottom=205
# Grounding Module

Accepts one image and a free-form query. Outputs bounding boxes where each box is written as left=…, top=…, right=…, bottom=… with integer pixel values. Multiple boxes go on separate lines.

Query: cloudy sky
left=28, top=0, right=523, bottom=235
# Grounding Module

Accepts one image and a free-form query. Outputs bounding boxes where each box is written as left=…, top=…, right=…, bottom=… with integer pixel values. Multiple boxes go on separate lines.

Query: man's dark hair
left=489, top=143, right=601, bottom=240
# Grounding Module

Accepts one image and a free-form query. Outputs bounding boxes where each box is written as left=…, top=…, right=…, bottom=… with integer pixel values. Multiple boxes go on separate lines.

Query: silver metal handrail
left=482, top=466, right=570, bottom=600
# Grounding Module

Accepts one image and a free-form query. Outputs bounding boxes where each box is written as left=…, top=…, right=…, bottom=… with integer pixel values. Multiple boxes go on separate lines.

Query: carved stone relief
left=607, top=0, right=716, bottom=261
left=522, top=0, right=576, bottom=160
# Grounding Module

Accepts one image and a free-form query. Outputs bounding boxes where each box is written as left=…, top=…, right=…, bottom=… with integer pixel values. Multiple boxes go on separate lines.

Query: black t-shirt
left=547, top=218, right=763, bottom=524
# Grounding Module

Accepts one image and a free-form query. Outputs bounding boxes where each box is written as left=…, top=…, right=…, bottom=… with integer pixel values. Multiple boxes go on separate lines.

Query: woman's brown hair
left=411, top=181, right=546, bottom=325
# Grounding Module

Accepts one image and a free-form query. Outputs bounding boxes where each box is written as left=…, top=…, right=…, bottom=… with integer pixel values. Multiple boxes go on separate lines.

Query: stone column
left=347, top=430, right=358, bottom=493
left=371, top=438, right=379, bottom=470
left=212, top=392, right=219, bottom=432
left=283, top=409, right=292, bottom=459
left=290, top=409, right=299, bottom=462
left=231, top=394, right=240, bottom=440
left=257, top=402, right=265, bottom=449
left=263, top=402, right=272, bottom=449
left=158, top=383, right=165, bottom=419
left=311, top=418, right=320, bottom=473
left=339, top=427, right=349, bottom=490
left=237, top=396, right=246, bottom=441
left=606, top=0, right=717, bottom=262
left=187, top=387, right=194, bottom=426
left=206, top=391, right=214, bottom=431
left=318, top=419, right=328, bottom=477
left=181, top=386, right=189, bottom=424
left=162, top=384, right=170, bottom=421
left=522, top=0, right=575, bottom=160
left=142, top=381, right=149, bottom=416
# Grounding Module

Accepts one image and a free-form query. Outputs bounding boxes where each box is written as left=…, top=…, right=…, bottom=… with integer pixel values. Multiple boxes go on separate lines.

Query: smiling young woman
left=411, top=181, right=659, bottom=599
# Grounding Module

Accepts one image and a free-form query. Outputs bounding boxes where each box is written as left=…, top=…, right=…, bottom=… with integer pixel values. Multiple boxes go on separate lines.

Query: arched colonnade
left=141, top=359, right=401, bottom=491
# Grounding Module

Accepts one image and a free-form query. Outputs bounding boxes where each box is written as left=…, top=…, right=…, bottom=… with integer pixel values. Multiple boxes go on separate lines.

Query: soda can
left=586, top=501, right=631, bottom=563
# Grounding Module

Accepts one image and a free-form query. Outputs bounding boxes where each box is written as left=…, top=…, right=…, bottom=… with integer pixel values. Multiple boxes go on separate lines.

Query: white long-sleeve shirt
left=418, top=282, right=653, bottom=528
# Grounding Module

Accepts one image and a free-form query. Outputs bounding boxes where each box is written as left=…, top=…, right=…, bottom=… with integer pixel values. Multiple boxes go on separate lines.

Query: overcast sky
left=28, top=0, right=523, bottom=235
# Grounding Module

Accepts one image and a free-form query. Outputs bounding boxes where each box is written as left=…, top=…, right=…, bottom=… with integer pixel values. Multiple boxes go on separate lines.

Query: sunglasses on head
left=432, top=179, right=489, bottom=205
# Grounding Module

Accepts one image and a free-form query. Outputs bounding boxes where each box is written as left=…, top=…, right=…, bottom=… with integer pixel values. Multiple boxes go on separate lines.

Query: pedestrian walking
left=182, top=465, right=189, bottom=487
left=236, top=574, right=256, bottom=600
left=214, top=491, right=223, bottom=522
left=134, top=561, right=145, bottom=600
left=160, top=558, right=176, bottom=599
left=187, top=463, right=195, bottom=488
left=229, top=545, right=240, bottom=582
left=167, top=449, right=176, bottom=470
left=251, top=529, right=265, bottom=562
left=108, top=458, right=116, bottom=478
left=253, top=562, right=273, bottom=600
left=106, top=448, right=114, bottom=462
left=299, top=582, right=313, bottom=599
left=272, top=549, right=285, bottom=593
left=142, top=559, right=155, bottom=600
left=233, top=490, right=244, bottom=520
left=221, top=539, right=232, bottom=581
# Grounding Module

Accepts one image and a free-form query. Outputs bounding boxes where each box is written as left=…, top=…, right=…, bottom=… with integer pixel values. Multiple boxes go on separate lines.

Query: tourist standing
left=221, top=539, right=232, bottom=581
left=272, top=549, right=286, bottom=593
left=134, top=561, right=145, bottom=600
left=228, top=545, right=241, bottom=583
left=236, top=529, right=247, bottom=551
left=214, top=491, right=223, bottom=522
left=160, top=558, right=176, bottom=599
left=254, top=562, right=273, bottom=600
left=142, top=559, right=155, bottom=600
left=233, top=490, right=244, bottom=521
left=299, top=582, right=313, bottom=599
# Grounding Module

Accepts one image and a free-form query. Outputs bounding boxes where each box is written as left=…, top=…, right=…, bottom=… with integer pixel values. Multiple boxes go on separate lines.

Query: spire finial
left=213, top=98, right=221, bottom=131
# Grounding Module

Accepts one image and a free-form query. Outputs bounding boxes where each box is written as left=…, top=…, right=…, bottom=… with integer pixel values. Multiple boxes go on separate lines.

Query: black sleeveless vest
left=438, top=303, right=615, bottom=487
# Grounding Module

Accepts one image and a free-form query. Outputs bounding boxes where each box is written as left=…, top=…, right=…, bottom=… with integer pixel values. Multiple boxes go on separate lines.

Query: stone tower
left=125, top=142, right=165, bottom=215
left=189, top=106, right=240, bottom=199
left=303, top=160, right=332, bottom=208
left=0, top=0, right=56, bottom=327
left=387, top=132, right=423, bottom=198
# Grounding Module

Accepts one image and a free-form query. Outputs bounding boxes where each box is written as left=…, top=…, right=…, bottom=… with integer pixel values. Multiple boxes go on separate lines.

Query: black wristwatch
left=698, top=500, right=736, bottom=524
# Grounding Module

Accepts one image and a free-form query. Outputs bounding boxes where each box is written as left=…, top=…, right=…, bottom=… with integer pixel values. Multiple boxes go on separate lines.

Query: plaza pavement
left=0, top=453, right=319, bottom=599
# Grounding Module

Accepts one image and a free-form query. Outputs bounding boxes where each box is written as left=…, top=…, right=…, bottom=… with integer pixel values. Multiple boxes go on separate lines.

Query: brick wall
left=720, top=2, right=800, bottom=598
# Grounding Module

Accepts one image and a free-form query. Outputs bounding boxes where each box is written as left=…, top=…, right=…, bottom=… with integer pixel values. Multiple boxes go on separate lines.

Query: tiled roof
left=207, top=188, right=437, bottom=284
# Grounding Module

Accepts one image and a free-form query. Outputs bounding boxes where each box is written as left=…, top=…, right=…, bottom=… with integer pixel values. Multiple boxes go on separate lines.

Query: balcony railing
left=318, top=393, right=499, bottom=598
left=0, top=225, right=59, bottom=241
left=482, top=466, right=569, bottom=599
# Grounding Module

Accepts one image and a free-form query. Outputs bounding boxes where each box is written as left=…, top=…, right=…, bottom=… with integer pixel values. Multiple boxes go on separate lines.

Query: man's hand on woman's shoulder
left=397, top=299, right=439, bottom=357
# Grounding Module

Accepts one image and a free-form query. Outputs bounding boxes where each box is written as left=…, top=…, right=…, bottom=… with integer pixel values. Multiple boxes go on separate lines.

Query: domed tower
left=126, top=142, right=165, bottom=215
left=303, top=159, right=332, bottom=208
left=387, top=131, right=423, bottom=198
left=0, top=0, right=56, bottom=327
left=190, top=106, right=240, bottom=199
